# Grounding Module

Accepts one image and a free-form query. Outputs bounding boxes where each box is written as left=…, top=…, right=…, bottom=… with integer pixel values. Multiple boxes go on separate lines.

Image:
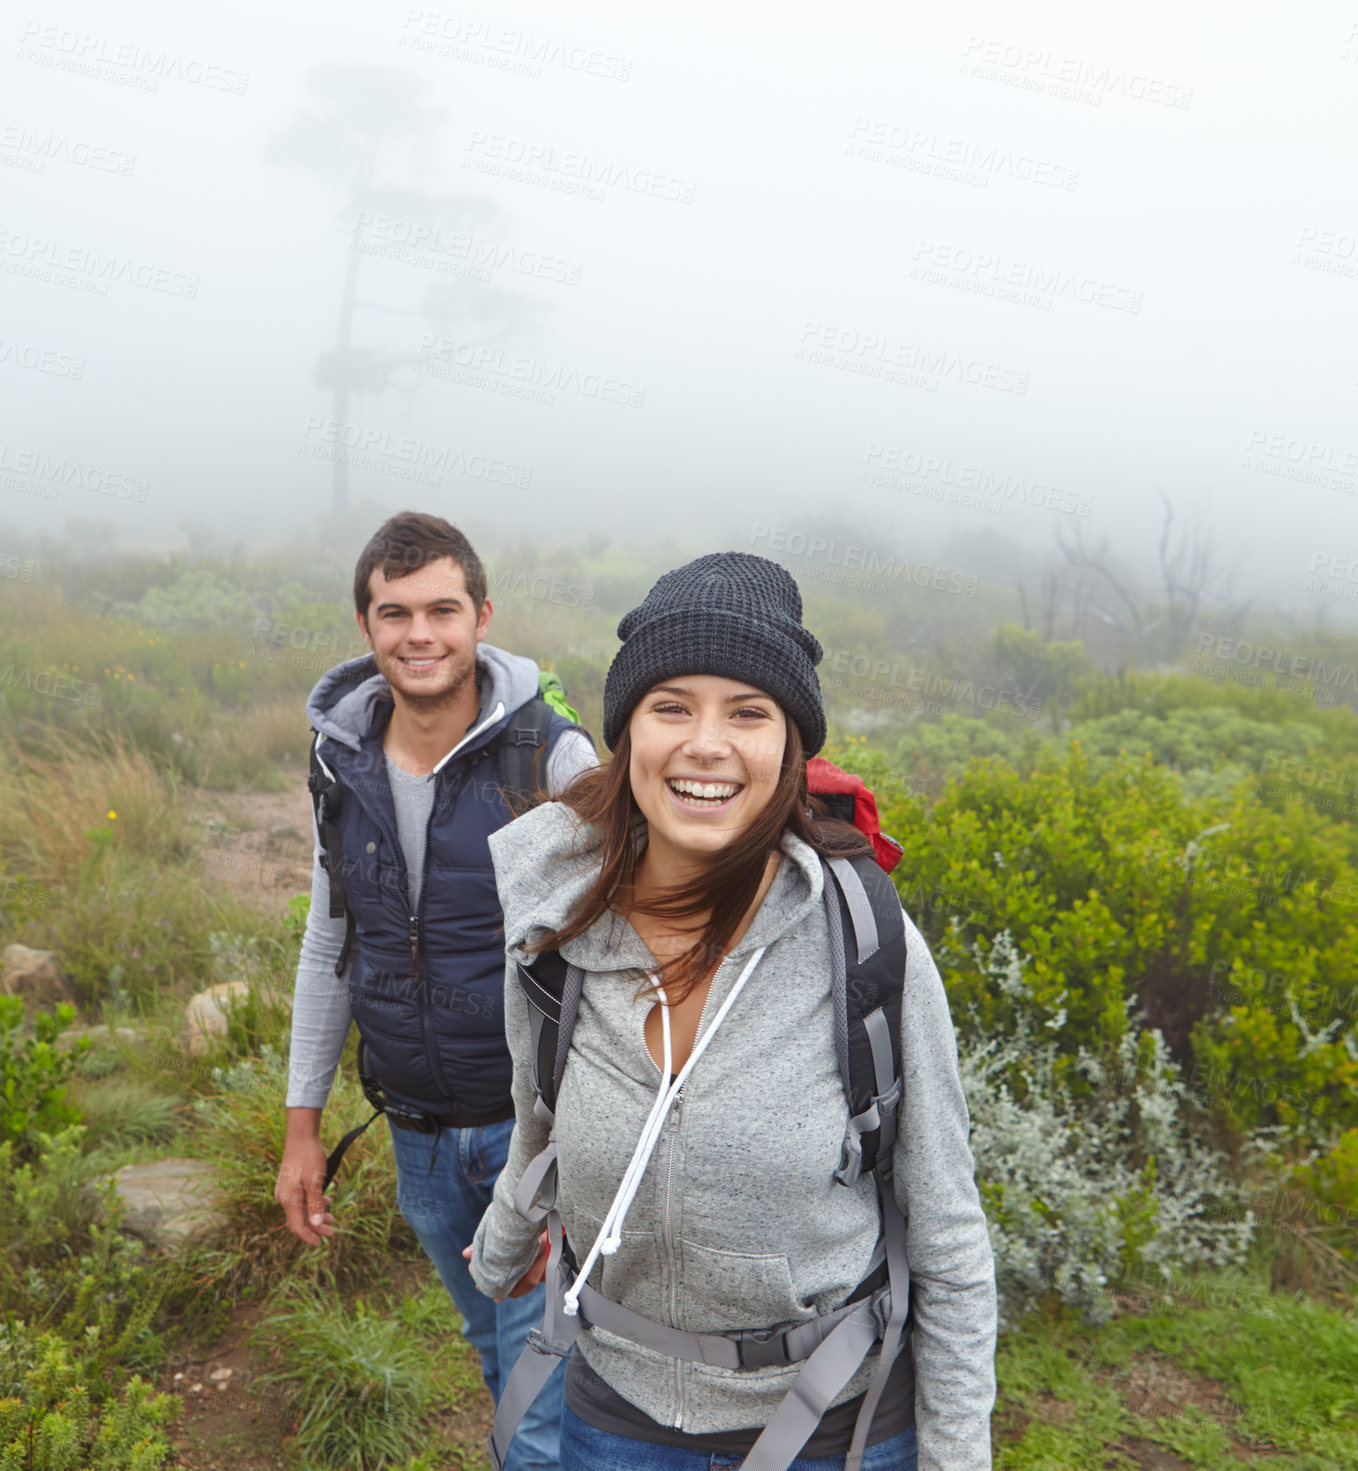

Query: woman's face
left=628, top=674, right=787, bottom=867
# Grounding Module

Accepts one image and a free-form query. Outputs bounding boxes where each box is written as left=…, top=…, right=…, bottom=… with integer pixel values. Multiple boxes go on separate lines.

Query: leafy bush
left=0, top=1126, right=183, bottom=1390
left=880, top=744, right=1358, bottom=1147
left=0, top=1323, right=179, bottom=1469
left=1291, top=1129, right=1358, bottom=1256
left=958, top=935, right=1255, bottom=1327
left=0, top=997, right=87, bottom=1154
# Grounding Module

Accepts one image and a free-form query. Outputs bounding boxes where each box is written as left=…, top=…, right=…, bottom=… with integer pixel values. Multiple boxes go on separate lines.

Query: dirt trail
left=192, top=775, right=315, bottom=917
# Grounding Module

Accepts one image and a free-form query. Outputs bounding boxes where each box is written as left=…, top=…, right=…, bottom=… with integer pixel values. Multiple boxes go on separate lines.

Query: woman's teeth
left=667, top=778, right=740, bottom=806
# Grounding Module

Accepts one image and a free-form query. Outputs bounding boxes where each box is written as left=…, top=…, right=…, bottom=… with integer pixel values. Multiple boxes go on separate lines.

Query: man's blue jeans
left=388, top=1115, right=563, bottom=1471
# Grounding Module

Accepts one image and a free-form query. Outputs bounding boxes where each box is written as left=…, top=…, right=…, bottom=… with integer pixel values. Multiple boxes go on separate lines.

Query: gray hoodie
left=470, top=800, right=997, bottom=1471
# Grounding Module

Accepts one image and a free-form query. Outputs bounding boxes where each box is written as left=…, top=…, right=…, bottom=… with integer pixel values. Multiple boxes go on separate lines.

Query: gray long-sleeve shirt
left=285, top=728, right=596, bottom=1109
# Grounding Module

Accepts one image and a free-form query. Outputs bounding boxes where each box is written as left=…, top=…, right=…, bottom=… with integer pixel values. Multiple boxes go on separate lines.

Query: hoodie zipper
left=660, top=957, right=724, bottom=1431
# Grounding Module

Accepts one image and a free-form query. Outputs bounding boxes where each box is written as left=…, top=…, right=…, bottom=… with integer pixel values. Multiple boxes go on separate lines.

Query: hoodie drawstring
left=563, top=945, right=767, bottom=1318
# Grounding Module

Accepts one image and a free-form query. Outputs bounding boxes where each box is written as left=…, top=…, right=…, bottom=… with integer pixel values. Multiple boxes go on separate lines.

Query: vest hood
left=487, top=800, right=827, bottom=976
left=306, top=643, right=543, bottom=752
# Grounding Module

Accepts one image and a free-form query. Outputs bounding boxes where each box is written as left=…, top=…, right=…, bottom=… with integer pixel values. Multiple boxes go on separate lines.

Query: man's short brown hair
left=353, top=512, right=487, bottom=622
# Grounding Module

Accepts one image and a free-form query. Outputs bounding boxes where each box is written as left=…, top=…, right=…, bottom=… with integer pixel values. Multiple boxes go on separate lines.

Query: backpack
left=807, top=756, right=904, bottom=874
left=493, top=806, right=911, bottom=1471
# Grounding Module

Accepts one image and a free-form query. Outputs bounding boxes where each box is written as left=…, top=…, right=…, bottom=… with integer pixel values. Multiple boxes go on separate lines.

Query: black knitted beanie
left=602, top=552, right=826, bottom=754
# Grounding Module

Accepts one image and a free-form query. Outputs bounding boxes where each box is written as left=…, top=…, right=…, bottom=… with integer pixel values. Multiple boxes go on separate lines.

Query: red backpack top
left=806, top=757, right=903, bottom=873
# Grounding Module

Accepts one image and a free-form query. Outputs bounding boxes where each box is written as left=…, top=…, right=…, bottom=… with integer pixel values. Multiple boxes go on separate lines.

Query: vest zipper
left=413, top=776, right=452, bottom=1101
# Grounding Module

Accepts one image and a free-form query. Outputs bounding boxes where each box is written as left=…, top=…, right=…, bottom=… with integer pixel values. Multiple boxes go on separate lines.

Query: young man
left=275, top=512, right=595, bottom=1471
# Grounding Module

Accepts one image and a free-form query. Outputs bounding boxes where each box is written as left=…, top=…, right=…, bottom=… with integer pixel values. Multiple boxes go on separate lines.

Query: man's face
left=357, top=556, right=492, bottom=711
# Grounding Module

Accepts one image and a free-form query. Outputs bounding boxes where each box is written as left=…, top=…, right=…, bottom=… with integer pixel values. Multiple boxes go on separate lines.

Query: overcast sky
left=2, top=0, right=1356, bottom=613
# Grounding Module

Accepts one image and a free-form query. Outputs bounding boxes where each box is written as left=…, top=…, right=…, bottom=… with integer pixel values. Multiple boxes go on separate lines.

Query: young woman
left=468, top=553, right=996, bottom=1471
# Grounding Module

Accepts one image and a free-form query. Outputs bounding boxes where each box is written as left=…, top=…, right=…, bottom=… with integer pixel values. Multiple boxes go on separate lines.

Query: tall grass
left=190, top=1045, right=418, bottom=1294
left=0, top=734, right=299, bottom=1010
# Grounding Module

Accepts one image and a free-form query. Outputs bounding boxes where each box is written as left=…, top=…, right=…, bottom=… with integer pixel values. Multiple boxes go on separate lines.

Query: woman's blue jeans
left=388, top=1115, right=564, bottom=1471
left=560, top=1404, right=918, bottom=1470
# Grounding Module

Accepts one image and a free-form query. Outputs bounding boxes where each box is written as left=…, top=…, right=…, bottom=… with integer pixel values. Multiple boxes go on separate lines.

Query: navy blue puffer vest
left=315, top=702, right=578, bottom=1115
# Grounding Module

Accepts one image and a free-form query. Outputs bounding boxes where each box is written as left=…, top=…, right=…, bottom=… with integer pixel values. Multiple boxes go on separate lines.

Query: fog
left=2, top=0, right=1356, bottom=615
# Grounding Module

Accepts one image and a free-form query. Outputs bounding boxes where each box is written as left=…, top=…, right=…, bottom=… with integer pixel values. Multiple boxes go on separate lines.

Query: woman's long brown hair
left=528, top=718, right=870, bottom=1004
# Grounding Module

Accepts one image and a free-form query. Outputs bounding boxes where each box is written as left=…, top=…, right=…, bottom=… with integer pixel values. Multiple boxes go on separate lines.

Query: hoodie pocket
left=672, top=1239, right=803, bottom=1335
left=567, top=1208, right=668, bottom=1327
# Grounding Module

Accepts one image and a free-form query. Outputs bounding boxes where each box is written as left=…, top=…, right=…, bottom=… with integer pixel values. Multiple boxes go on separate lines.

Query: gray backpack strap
left=489, top=1207, right=578, bottom=1471
left=736, top=1304, right=887, bottom=1471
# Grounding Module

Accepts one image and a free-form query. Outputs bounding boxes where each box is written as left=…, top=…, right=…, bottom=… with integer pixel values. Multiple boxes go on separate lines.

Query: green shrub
left=0, top=997, right=87, bottom=1155
left=880, top=744, right=1358, bottom=1145
left=0, top=1324, right=179, bottom=1469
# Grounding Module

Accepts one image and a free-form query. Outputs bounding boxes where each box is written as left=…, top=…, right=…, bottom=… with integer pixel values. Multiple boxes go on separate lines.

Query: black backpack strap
left=496, top=698, right=557, bottom=801
left=307, top=732, right=357, bottom=978
left=515, top=949, right=584, bottom=1122
left=822, top=853, right=907, bottom=1186
left=321, top=1040, right=386, bottom=1192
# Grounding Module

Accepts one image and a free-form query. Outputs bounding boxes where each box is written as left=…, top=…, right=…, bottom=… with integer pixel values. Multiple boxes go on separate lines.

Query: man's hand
left=276, top=1108, right=337, bottom=1246
left=462, top=1231, right=548, bottom=1301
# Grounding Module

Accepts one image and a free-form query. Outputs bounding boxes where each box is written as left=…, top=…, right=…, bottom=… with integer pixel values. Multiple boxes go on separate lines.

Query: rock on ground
left=97, top=1157, right=227, bottom=1252
left=0, top=943, right=76, bottom=1012
left=182, top=980, right=291, bottom=1058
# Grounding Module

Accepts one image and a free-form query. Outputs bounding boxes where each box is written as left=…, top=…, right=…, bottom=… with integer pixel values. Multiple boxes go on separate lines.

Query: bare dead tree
left=269, top=67, right=526, bottom=514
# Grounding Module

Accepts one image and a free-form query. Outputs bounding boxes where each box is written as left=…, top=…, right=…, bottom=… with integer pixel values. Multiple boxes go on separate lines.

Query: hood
left=487, top=801, right=826, bottom=974
left=306, top=643, right=542, bottom=753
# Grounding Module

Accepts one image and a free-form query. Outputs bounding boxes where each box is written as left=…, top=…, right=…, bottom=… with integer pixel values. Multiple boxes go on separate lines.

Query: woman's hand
left=462, top=1230, right=549, bottom=1302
